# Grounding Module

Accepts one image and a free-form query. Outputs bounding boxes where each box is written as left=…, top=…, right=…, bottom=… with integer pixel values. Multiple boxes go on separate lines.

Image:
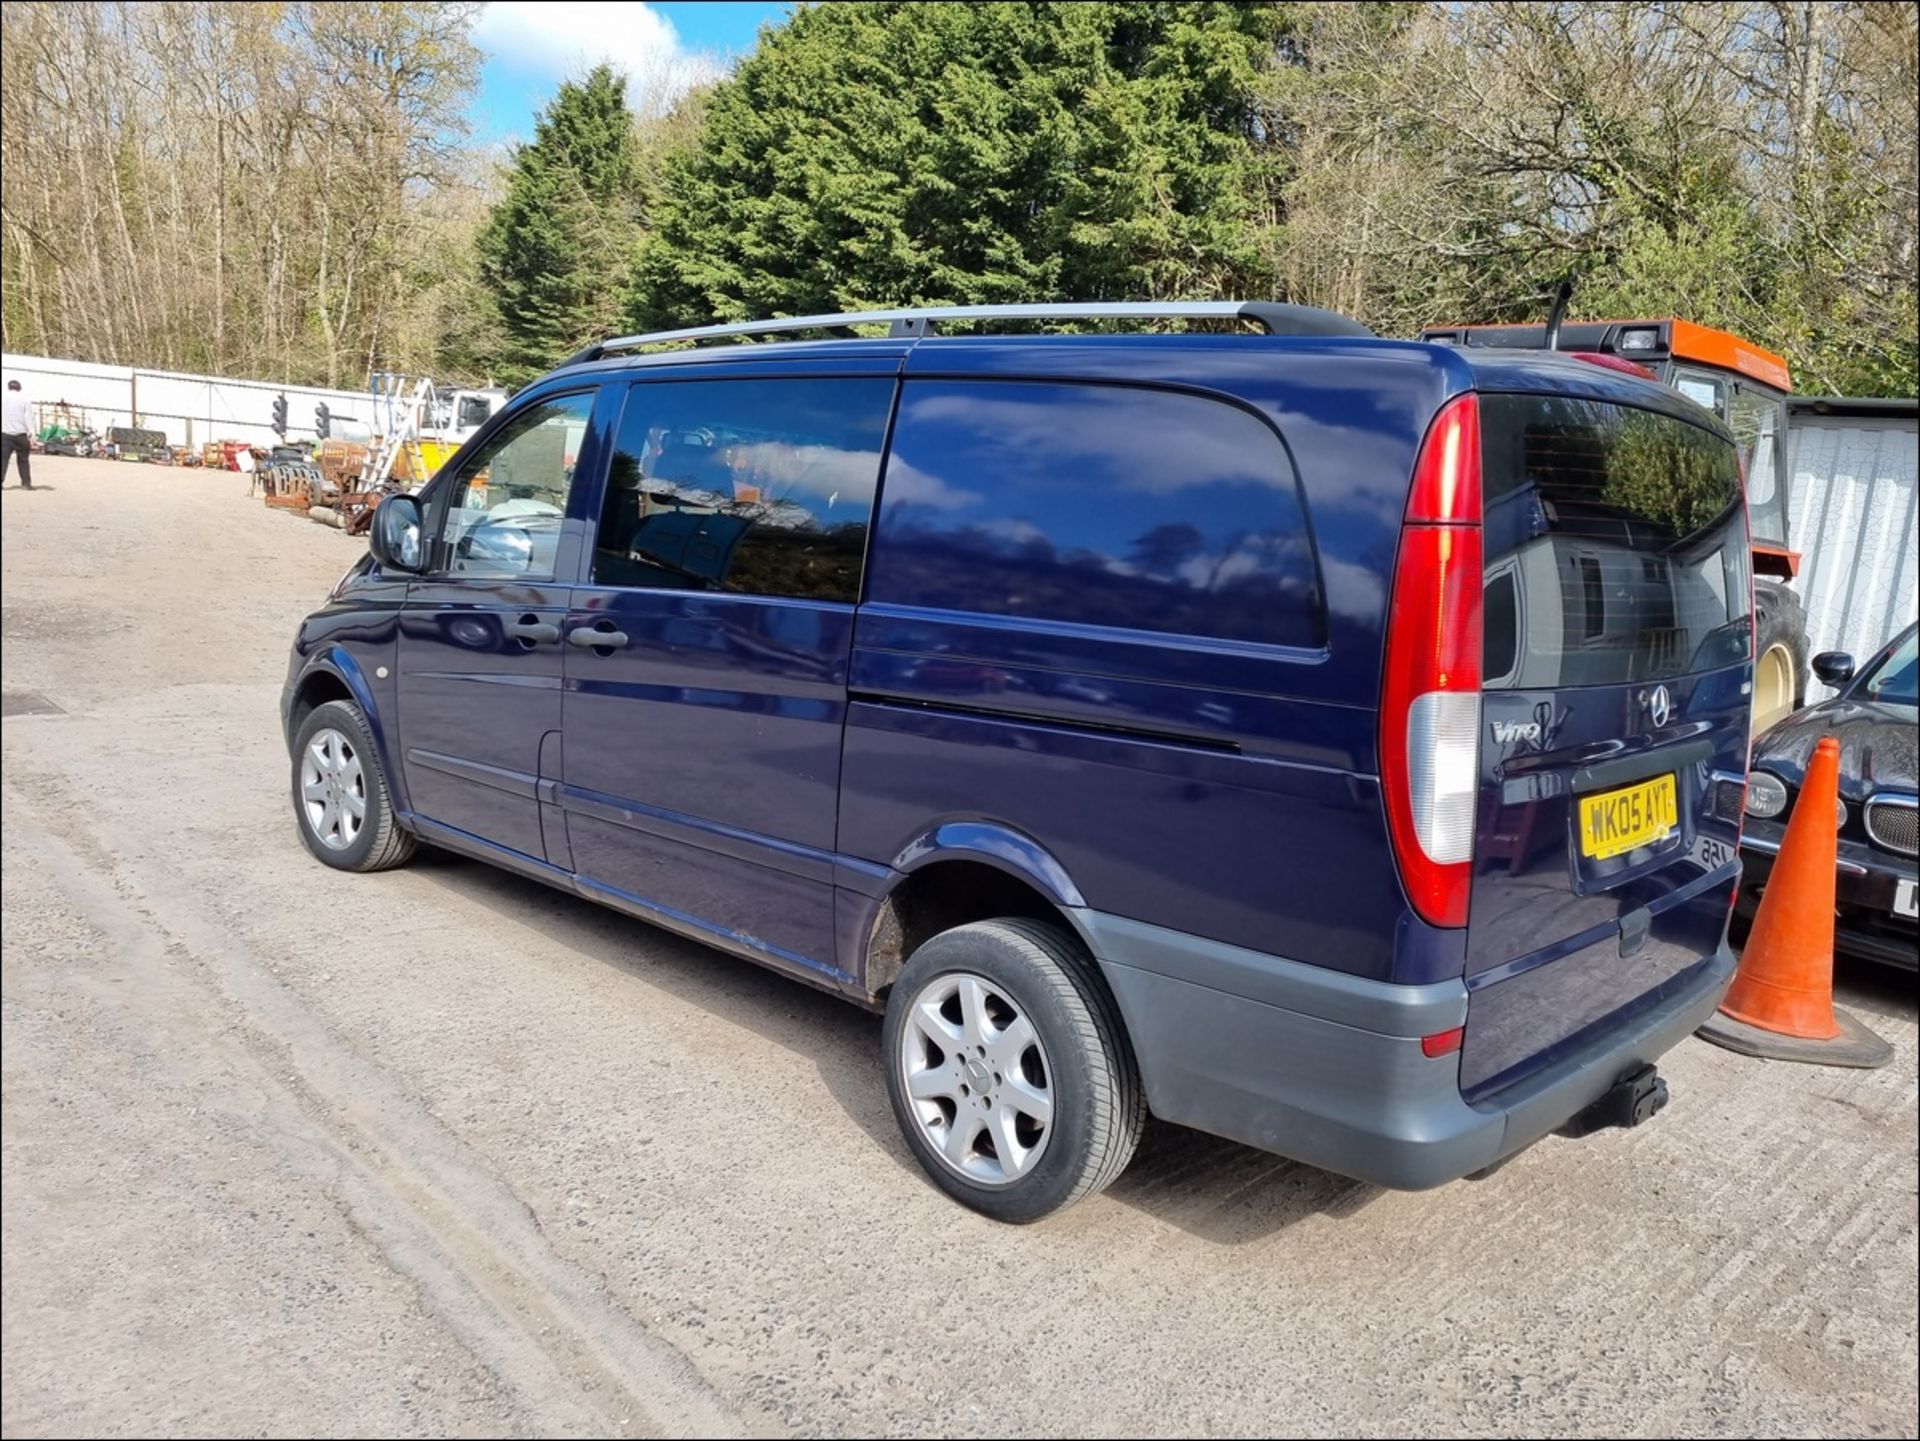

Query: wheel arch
left=287, top=649, right=407, bottom=814
left=857, top=824, right=1098, bottom=1003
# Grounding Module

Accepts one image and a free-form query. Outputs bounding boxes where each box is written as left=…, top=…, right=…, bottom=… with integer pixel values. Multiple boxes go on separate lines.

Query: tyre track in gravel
left=3, top=756, right=761, bottom=1440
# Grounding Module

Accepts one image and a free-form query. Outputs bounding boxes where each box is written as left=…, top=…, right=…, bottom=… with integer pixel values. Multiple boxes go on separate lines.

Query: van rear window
left=868, top=380, right=1319, bottom=649
left=1480, top=394, right=1750, bottom=690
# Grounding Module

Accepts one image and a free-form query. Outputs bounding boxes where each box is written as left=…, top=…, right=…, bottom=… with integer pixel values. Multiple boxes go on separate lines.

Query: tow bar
left=1559, top=1063, right=1670, bottom=1138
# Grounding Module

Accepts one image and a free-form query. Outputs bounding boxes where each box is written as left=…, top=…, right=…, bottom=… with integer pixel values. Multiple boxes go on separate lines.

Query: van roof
left=541, top=325, right=1722, bottom=435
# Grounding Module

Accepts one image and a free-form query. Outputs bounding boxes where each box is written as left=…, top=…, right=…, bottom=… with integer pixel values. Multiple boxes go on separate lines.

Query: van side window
left=868, top=380, right=1318, bottom=648
left=594, top=377, right=894, bottom=603
left=437, top=391, right=594, bottom=579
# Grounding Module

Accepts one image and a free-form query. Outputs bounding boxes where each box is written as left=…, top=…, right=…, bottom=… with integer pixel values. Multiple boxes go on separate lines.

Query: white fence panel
left=2, top=351, right=376, bottom=447
left=1787, top=411, right=1919, bottom=682
left=2, top=353, right=137, bottom=435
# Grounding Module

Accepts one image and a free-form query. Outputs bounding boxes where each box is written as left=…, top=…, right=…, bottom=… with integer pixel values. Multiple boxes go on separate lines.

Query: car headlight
left=1835, top=797, right=1849, bottom=831
left=1746, top=771, right=1788, bottom=818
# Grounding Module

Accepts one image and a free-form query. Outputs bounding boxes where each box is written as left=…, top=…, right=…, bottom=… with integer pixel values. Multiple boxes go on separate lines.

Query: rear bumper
left=1078, top=911, right=1736, bottom=1190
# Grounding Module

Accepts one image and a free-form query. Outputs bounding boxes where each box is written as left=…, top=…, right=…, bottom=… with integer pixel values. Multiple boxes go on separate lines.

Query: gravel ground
left=3, top=458, right=1916, bottom=1439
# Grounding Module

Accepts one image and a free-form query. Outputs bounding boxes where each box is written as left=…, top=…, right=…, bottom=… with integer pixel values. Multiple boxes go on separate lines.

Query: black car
left=1734, top=621, right=1919, bottom=968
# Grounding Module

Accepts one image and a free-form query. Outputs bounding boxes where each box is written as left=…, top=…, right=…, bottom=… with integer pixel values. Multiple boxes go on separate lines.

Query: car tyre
left=882, top=918, right=1144, bottom=1223
left=291, top=698, right=415, bottom=872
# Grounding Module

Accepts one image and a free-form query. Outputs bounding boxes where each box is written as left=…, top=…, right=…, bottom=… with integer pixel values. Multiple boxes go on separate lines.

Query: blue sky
left=468, top=2, right=793, bottom=146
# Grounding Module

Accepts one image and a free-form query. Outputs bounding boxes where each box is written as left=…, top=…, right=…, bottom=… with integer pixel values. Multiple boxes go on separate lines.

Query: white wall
left=1787, top=412, right=1919, bottom=681
left=1, top=352, right=373, bottom=448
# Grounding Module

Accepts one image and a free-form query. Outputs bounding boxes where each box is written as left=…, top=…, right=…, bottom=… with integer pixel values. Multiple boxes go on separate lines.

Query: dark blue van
left=282, top=302, right=1751, bottom=1221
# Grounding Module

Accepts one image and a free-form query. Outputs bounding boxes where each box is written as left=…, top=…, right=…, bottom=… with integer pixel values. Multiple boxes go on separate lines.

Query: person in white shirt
left=2, top=379, right=33, bottom=489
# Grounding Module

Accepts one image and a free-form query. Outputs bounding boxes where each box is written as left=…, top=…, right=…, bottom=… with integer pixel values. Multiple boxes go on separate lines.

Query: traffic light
left=315, top=403, right=331, bottom=440
left=271, top=392, right=288, bottom=437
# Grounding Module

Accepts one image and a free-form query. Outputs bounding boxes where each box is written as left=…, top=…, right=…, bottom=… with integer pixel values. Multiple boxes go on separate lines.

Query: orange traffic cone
left=1698, top=735, right=1892, bottom=1068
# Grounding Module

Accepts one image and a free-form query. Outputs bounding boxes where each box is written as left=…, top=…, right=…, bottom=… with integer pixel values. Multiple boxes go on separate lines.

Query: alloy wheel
left=300, top=726, right=366, bottom=851
left=897, top=971, right=1054, bottom=1187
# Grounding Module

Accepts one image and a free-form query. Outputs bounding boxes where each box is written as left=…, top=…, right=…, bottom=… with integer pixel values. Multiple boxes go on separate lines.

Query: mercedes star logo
left=1647, top=684, right=1672, bottom=729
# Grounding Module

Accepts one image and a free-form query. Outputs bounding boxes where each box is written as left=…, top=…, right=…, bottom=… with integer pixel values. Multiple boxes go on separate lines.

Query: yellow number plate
left=1578, top=774, right=1678, bottom=860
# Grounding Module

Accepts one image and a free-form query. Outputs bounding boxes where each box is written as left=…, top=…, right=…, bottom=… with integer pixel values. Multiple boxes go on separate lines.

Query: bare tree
left=1, top=0, right=486, bottom=387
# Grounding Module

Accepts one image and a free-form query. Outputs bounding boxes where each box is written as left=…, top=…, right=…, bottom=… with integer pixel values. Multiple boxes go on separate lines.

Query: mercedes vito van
left=282, top=302, right=1751, bottom=1221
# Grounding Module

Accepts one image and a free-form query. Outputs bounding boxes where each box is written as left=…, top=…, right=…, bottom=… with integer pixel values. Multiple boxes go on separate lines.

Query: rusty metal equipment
left=316, top=439, right=370, bottom=494
left=338, top=486, right=395, bottom=535
left=262, top=459, right=322, bottom=507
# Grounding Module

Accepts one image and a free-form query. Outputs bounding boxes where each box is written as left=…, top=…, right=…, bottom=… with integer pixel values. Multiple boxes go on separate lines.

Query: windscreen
left=1864, top=630, right=1918, bottom=706
left=1728, top=385, right=1790, bottom=547
left=1480, top=394, right=1750, bottom=690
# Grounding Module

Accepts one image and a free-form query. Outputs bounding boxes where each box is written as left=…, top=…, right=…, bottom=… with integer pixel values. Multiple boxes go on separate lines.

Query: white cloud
left=474, top=2, right=730, bottom=115
left=879, top=454, right=984, bottom=512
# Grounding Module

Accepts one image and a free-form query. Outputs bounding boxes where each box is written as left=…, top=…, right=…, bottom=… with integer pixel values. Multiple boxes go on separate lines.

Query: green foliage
left=7, top=1, right=1914, bottom=401
left=1604, top=411, right=1739, bottom=540
left=476, top=64, right=645, bottom=383
left=626, top=2, right=1286, bottom=328
left=1262, top=1, right=1918, bottom=397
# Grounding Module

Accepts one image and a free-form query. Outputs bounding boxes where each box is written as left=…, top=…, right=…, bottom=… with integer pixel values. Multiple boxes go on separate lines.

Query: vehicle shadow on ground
left=405, top=848, right=1380, bottom=1243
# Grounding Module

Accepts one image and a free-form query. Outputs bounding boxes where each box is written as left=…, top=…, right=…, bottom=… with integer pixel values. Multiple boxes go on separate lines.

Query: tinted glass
left=1864, top=629, right=1918, bottom=706
left=438, top=391, right=593, bottom=578
left=1484, top=569, right=1520, bottom=682
left=1728, top=385, right=1789, bottom=546
left=1481, top=394, right=1750, bottom=689
left=1669, top=368, right=1725, bottom=418
left=868, top=381, right=1317, bottom=647
left=594, top=378, right=892, bottom=603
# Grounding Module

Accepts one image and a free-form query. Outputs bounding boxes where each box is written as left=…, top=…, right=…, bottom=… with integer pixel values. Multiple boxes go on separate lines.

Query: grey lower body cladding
left=1073, top=909, right=1735, bottom=1189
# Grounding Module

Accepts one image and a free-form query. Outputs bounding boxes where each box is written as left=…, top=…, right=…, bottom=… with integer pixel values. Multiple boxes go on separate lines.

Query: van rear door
left=1463, top=392, right=1750, bottom=1095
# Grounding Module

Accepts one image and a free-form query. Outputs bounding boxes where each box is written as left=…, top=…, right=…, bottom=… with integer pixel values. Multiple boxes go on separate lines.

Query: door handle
left=568, top=622, right=629, bottom=650
left=506, top=615, right=559, bottom=645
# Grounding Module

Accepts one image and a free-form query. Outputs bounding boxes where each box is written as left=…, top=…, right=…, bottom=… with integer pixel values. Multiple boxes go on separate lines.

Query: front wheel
left=882, top=918, right=1144, bottom=1223
left=290, top=699, right=416, bottom=872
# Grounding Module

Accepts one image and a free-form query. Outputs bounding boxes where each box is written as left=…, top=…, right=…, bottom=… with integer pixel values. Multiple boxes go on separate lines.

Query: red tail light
left=1567, top=351, right=1658, bottom=381
left=1382, top=394, right=1484, bottom=929
left=1421, top=1026, right=1466, bottom=1059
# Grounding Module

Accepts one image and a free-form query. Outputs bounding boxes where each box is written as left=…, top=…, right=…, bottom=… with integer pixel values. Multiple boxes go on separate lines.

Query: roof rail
left=558, top=301, right=1372, bottom=367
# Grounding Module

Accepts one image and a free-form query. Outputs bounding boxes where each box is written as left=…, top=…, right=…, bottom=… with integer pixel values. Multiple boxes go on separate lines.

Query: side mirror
left=1811, top=651, right=1855, bottom=688
left=368, top=494, right=425, bottom=573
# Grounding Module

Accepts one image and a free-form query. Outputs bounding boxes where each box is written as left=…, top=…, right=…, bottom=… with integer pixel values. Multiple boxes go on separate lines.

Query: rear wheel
left=1752, top=639, right=1798, bottom=737
left=291, top=699, right=415, bottom=872
left=1752, top=579, right=1808, bottom=739
left=882, top=918, right=1144, bottom=1223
